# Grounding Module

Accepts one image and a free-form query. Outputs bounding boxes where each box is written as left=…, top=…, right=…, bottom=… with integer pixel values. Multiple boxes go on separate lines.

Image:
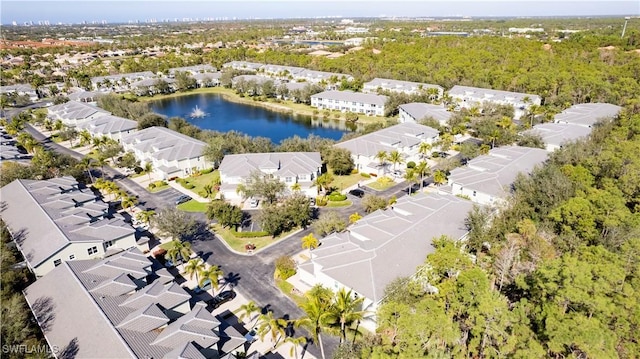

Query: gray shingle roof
left=553, top=103, right=622, bottom=127
left=219, top=152, right=321, bottom=179
left=311, top=90, right=387, bottom=106
left=399, top=102, right=452, bottom=124
left=522, top=122, right=592, bottom=149
left=448, top=146, right=548, bottom=198
left=449, top=85, right=540, bottom=105
left=164, top=342, right=207, bottom=359
left=364, top=78, right=443, bottom=93
left=25, top=248, right=241, bottom=359
left=92, top=71, right=155, bottom=84
left=335, top=122, right=439, bottom=157
left=121, top=126, right=207, bottom=162
left=48, top=101, right=110, bottom=121
left=307, top=192, right=474, bottom=303
left=120, top=281, right=190, bottom=310
left=0, top=177, right=135, bottom=268
left=76, top=114, right=138, bottom=135
left=0, top=83, right=34, bottom=93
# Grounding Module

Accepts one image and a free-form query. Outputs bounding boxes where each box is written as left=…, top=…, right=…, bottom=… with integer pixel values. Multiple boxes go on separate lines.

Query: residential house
left=446, top=146, right=549, bottom=205
left=448, top=85, right=541, bottom=119
left=75, top=114, right=138, bottom=142
left=0, top=83, right=38, bottom=101
left=221, top=61, right=263, bottom=72
left=297, top=192, right=474, bottom=330
left=91, top=71, right=156, bottom=92
left=121, top=127, right=210, bottom=180
left=218, top=152, right=322, bottom=200
left=0, top=177, right=138, bottom=277
left=47, top=100, right=110, bottom=126
left=260, top=64, right=305, bottom=79
left=521, top=122, right=593, bottom=151
left=335, top=123, right=439, bottom=174
left=67, top=90, right=108, bottom=103
left=130, top=78, right=177, bottom=96
left=292, top=70, right=353, bottom=89
left=398, top=102, right=452, bottom=126
left=168, top=64, right=217, bottom=77
left=24, top=248, right=246, bottom=358
left=553, top=103, right=622, bottom=128
left=192, top=72, right=222, bottom=88
left=311, top=90, right=387, bottom=116
left=363, top=78, right=444, bottom=98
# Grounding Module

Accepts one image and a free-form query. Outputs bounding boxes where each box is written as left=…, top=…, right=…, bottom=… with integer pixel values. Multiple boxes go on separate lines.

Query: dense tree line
left=0, top=220, right=49, bottom=358
left=342, top=109, right=640, bottom=358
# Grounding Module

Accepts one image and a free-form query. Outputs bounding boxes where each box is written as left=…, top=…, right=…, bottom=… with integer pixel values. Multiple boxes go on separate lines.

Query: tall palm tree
left=403, top=169, right=417, bottom=195
left=144, top=162, right=153, bottom=182
left=79, top=130, right=92, bottom=147
left=166, top=239, right=192, bottom=270
left=326, top=288, right=366, bottom=344
left=239, top=300, right=262, bottom=328
left=199, top=265, right=223, bottom=296
left=418, top=142, right=432, bottom=160
left=433, top=170, right=447, bottom=186
left=121, top=195, right=138, bottom=211
left=291, top=182, right=301, bottom=193
left=135, top=210, right=156, bottom=226
left=375, top=150, right=387, bottom=175
left=415, top=161, right=431, bottom=190
left=295, top=295, right=333, bottom=359
left=79, top=157, right=96, bottom=183
left=314, top=173, right=334, bottom=195
left=388, top=150, right=404, bottom=171
left=258, top=311, right=288, bottom=349
left=301, top=233, right=319, bottom=258
left=184, top=258, right=205, bottom=285
left=284, top=336, right=308, bottom=359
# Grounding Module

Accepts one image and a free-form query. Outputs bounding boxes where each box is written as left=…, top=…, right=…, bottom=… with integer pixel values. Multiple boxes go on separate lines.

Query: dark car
left=207, top=290, right=236, bottom=308
left=175, top=195, right=191, bottom=205
left=349, top=189, right=365, bottom=198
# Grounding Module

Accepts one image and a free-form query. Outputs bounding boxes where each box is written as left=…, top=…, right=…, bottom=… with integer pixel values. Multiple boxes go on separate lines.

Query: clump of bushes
left=328, top=191, right=347, bottom=202
left=200, top=168, right=214, bottom=174
left=232, top=230, right=269, bottom=238
left=360, top=172, right=371, bottom=178
left=148, top=180, right=168, bottom=189
left=274, top=256, right=296, bottom=280
left=315, top=196, right=328, bottom=206
left=406, top=161, right=416, bottom=169
left=176, top=178, right=195, bottom=189
left=377, top=176, right=394, bottom=185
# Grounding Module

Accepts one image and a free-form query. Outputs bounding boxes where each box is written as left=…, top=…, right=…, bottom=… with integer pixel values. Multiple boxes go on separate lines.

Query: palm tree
left=258, top=311, right=288, bottom=349
left=135, top=210, right=156, bottom=226
left=284, top=335, right=308, bottom=359
left=433, top=170, right=447, bottom=186
left=199, top=265, right=223, bottom=296
left=326, top=288, right=365, bottom=344
left=403, top=169, right=417, bottom=195
left=92, top=136, right=107, bottom=150
left=295, top=294, right=333, bottom=359
left=388, top=150, right=404, bottom=171
left=314, top=173, right=334, bottom=195
left=374, top=150, right=387, bottom=175
left=301, top=233, right=319, bottom=258
left=349, top=212, right=362, bottom=224
left=291, top=182, right=301, bottom=193
left=166, top=239, right=192, bottom=270
left=144, top=162, right=153, bottom=182
left=184, top=258, right=205, bottom=285
left=415, top=161, right=431, bottom=190
left=418, top=142, right=432, bottom=159
left=121, top=195, right=138, bottom=211
left=239, top=300, right=262, bottom=328
left=79, top=130, right=92, bottom=146
left=79, top=157, right=96, bottom=183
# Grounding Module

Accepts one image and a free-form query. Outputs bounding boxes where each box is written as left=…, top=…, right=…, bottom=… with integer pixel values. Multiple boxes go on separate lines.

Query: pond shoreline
left=140, top=86, right=387, bottom=125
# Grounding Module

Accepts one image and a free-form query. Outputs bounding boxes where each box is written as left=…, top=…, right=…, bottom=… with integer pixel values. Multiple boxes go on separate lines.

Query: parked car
left=249, top=198, right=259, bottom=208
left=207, top=290, right=236, bottom=308
left=175, top=195, right=191, bottom=205
left=309, top=197, right=316, bottom=206
left=392, top=170, right=403, bottom=178
left=349, top=189, right=365, bottom=198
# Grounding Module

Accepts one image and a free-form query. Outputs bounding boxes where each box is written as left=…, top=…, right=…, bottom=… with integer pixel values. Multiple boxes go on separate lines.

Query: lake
left=150, top=93, right=353, bottom=144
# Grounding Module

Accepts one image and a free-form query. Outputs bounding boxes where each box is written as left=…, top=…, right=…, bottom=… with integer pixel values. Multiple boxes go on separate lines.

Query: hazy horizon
left=2, top=1, right=638, bottom=25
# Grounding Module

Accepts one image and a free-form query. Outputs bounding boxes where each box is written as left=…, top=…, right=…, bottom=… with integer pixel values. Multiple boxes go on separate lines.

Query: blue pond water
left=150, top=93, right=352, bottom=144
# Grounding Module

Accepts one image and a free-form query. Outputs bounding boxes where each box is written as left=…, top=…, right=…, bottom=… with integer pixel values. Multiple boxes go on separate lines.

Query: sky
left=1, top=1, right=638, bottom=25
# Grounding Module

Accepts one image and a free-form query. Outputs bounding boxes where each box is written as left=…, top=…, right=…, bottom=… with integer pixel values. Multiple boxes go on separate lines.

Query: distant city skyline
left=2, top=1, right=638, bottom=25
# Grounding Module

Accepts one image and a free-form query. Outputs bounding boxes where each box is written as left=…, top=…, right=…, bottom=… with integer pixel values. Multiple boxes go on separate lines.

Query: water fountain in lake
left=189, top=105, right=206, bottom=118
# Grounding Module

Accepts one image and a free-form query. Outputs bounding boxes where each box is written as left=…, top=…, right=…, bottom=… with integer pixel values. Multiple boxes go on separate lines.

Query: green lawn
left=326, top=199, right=352, bottom=207
left=367, top=176, right=397, bottom=191
left=275, top=278, right=306, bottom=306
left=177, top=200, right=208, bottom=212
left=148, top=183, right=170, bottom=193
left=212, top=224, right=296, bottom=253
left=329, top=169, right=363, bottom=192
left=177, top=170, right=220, bottom=198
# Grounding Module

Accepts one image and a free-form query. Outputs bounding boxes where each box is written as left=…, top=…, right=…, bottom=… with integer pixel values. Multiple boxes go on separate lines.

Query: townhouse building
left=310, top=90, right=387, bottom=116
